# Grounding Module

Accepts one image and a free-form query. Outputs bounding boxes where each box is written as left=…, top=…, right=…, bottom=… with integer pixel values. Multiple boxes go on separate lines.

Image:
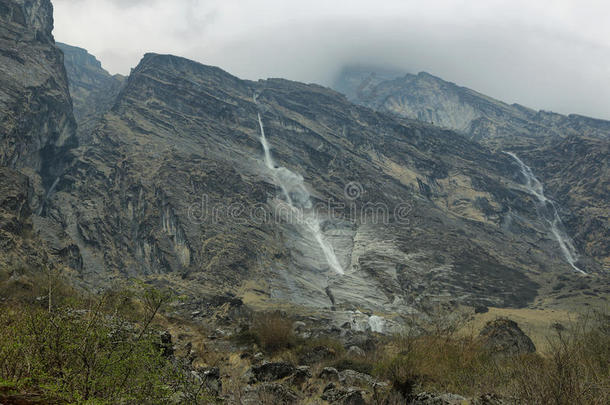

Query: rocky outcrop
left=0, top=0, right=77, bottom=191
left=248, top=362, right=296, bottom=383
left=57, top=42, right=125, bottom=143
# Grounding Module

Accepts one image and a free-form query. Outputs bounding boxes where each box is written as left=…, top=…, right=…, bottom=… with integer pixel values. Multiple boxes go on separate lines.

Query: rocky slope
left=519, top=136, right=609, bottom=270
left=57, top=42, right=125, bottom=143
left=334, top=66, right=609, bottom=271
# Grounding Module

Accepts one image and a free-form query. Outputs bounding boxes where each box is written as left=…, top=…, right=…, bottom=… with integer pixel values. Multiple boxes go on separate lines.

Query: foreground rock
left=479, top=318, right=536, bottom=356
left=248, top=362, right=296, bottom=383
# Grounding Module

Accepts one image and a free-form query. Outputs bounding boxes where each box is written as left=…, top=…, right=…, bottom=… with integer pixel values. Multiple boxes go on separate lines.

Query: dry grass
left=250, top=311, right=295, bottom=353
left=374, top=309, right=610, bottom=403
left=462, top=306, right=574, bottom=351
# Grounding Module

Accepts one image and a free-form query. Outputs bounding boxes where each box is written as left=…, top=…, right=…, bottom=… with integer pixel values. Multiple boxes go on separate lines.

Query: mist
left=53, top=0, right=610, bottom=119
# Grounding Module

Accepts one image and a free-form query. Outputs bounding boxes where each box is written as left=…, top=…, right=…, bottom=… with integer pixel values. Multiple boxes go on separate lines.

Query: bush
left=250, top=311, right=295, bottom=353
left=510, top=310, right=610, bottom=405
left=0, top=286, right=209, bottom=404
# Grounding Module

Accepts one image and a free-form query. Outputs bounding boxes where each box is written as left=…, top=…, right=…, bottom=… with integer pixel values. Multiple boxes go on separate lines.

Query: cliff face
left=56, top=42, right=125, bottom=143
left=46, top=52, right=610, bottom=314
left=0, top=0, right=77, bottom=191
left=0, top=0, right=81, bottom=279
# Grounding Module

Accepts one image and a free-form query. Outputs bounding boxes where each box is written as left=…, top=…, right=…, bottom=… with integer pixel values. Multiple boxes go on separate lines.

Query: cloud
left=52, top=0, right=610, bottom=119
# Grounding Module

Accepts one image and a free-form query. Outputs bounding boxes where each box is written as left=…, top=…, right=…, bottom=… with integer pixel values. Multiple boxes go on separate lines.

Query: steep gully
left=504, top=152, right=585, bottom=274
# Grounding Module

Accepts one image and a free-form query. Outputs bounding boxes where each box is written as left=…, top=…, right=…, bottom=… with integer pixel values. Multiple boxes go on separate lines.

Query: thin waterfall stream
left=255, top=100, right=344, bottom=275
left=504, top=152, right=585, bottom=274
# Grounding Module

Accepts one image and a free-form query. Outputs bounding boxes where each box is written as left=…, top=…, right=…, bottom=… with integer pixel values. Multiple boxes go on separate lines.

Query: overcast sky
left=53, top=0, right=610, bottom=119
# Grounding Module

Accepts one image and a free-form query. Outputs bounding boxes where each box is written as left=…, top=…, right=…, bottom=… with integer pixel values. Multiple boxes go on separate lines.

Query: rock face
left=479, top=318, right=536, bottom=356
left=57, top=42, right=125, bottom=143
left=0, top=0, right=77, bottom=192
left=520, top=137, right=609, bottom=270
left=0, top=0, right=79, bottom=276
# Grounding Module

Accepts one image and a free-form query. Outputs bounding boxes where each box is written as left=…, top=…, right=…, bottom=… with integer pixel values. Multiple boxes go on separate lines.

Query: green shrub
left=0, top=286, right=208, bottom=404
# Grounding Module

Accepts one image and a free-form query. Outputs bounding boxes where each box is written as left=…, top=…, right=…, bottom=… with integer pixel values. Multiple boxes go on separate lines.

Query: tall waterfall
left=256, top=105, right=344, bottom=275
left=504, top=152, right=585, bottom=274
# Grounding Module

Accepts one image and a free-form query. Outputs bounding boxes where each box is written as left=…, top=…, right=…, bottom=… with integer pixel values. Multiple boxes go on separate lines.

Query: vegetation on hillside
left=0, top=268, right=213, bottom=404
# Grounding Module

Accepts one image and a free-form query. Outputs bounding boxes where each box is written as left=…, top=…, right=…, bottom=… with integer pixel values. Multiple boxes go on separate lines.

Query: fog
left=53, top=0, right=610, bottom=119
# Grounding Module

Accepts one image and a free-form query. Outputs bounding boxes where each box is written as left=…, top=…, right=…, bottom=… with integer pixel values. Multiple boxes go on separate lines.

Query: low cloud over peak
left=53, top=0, right=610, bottom=119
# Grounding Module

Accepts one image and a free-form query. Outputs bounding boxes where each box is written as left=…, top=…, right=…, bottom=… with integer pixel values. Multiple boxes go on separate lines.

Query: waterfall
left=255, top=105, right=344, bottom=275
left=37, top=176, right=60, bottom=215
left=504, top=152, right=585, bottom=274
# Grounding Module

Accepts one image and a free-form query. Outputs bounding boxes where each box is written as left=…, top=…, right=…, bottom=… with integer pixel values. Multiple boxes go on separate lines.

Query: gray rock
left=293, top=321, right=307, bottom=332
left=347, top=345, right=366, bottom=357
left=192, top=366, right=221, bottom=395
left=321, top=384, right=366, bottom=405
left=243, top=383, right=298, bottom=405
left=289, top=365, right=312, bottom=386
left=411, top=392, right=467, bottom=404
left=338, top=369, right=376, bottom=388
left=479, top=318, right=536, bottom=356
left=318, top=367, right=340, bottom=382
left=249, top=361, right=296, bottom=383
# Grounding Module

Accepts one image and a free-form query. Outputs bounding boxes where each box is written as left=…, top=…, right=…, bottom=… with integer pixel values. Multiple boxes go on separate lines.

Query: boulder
left=289, top=365, right=312, bottom=386
left=248, top=361, right=296, bottom=383
left=243, top=383, right=298, bottom=405
left=479, top=318, right=536, bottom=356
left=299, top=345, right=337, bottom=365
left=347, top=345, right=366, bottom=357
left=318, top=367, right=340, bottom=382
left=338, top=369, right=377, bottom=388
left=321, top=383, right=366, bottom=405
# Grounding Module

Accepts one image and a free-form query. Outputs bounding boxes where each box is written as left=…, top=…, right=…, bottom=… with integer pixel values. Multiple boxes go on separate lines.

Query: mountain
left=1, top=0, right=607, bottom=329
left=56, top=42, right=125, bottom=143
left=45, top=51, right=609, bottom=319
left=334, top=66, right=610, bottom=149
left=334, top=66, right=610, bottom=271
